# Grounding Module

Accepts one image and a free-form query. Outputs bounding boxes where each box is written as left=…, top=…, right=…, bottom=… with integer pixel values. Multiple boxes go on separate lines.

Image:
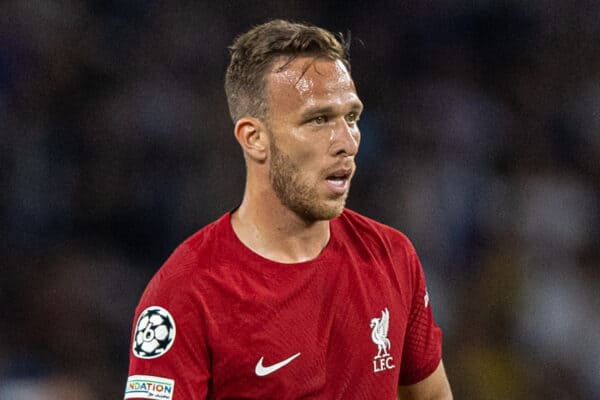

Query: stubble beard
left=269, top=139, right=347, bottom=222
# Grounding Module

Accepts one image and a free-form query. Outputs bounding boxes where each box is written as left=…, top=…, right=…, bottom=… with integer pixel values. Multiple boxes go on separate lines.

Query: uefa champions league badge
left=132, top=306, right=176, bottom=359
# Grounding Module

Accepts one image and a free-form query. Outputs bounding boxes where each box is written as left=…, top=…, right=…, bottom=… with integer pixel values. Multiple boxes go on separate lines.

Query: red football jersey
left=124, top=209, right=442, bottom=400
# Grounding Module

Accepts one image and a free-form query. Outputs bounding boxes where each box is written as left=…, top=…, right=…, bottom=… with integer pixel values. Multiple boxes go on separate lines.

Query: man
left=124, top=20, right=452, bottom=400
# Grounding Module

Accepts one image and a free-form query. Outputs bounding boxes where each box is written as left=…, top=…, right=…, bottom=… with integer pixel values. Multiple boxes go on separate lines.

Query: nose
left=330, top=118, right=360, bottom=157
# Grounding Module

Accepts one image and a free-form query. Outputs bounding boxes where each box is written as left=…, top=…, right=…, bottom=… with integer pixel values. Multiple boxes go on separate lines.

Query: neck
left=231, top=184, right=331, bottom=264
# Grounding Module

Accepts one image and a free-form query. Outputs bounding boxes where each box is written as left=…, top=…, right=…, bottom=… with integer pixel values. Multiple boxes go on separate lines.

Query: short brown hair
left=225, top=20, right=350, bottom=123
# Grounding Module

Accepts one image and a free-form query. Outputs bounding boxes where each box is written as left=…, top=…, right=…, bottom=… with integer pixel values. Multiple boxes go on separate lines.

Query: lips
left=326, top=167, right=352, bottom=181
left=325, top=167, right=353, bottom=194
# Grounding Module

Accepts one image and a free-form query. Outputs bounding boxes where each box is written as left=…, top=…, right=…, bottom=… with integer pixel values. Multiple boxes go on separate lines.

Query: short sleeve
left=398, top=242, right=443, bottom=385
left=124, top=244, right=210, bottom=400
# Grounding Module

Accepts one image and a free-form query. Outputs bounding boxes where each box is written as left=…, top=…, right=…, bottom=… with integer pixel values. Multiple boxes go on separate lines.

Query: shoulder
left=335, top=209, right=424, bottom=283
left=137, top=213, right=230, bottom=305
left=336, top=208, right=417, bottom=257
left=165, top=214, right=227, bottom=274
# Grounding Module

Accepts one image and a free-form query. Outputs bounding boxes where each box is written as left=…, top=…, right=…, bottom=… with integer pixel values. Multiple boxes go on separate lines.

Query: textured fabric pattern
left=126, top=209, right=442, bottom=399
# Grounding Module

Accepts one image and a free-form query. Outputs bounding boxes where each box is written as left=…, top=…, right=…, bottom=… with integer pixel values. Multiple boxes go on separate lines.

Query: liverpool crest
left=370, top=308, right=395, bottom=373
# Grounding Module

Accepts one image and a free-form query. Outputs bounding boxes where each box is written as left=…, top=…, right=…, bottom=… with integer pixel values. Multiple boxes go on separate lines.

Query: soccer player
left=124, top=20, right=452, bottom=400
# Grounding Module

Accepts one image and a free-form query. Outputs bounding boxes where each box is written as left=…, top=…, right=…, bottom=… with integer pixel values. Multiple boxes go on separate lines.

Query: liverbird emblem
left=370, top=308, right=395, bottom=373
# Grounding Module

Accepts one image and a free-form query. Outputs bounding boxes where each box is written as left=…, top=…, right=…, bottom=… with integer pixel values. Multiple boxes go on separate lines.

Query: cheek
left=295, top=153, right=324, bottom=179
left=287, top=131, right=326, bottom=166
left=290, top=151, right=326, bottom=187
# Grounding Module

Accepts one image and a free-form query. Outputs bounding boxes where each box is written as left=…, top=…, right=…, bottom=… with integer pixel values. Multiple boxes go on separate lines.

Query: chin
left=316, top=208, right=344, bottom=221
left=299, top=200, right=346, bottom=222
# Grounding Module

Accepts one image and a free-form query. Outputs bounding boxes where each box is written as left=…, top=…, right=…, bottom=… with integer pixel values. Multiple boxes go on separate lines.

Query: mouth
left=325, top=168, right=353, bottom=194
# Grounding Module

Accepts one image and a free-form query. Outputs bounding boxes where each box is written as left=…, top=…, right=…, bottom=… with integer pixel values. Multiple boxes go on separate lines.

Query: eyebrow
left=300, top=102, right=364, bottom=120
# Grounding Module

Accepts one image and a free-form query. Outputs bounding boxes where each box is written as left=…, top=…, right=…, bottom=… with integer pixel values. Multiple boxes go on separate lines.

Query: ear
left=234, top=117, right=269, bottom=162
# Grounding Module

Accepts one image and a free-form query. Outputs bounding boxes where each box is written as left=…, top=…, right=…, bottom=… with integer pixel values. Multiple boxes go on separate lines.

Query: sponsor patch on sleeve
left=124, top=375, right=175, bottom=399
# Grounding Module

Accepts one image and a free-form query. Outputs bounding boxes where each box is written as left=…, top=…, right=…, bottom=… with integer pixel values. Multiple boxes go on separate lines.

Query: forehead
left=265, top=57, right=359, bottom=113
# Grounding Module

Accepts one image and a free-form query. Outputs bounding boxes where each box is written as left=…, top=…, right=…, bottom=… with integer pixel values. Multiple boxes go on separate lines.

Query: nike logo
left=255, top=352, right=301, bottom=376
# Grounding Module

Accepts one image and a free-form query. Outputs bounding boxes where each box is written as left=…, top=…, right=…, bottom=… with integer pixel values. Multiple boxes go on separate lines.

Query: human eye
left=345, top=111, right=360, bottom=125
left=311, top=115, right=328, bottom=125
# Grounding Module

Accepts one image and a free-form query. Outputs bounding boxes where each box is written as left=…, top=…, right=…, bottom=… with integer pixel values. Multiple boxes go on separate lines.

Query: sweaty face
left=269, top=135, right=336, bottom=221
left=265, top=57, right=363, bottom=221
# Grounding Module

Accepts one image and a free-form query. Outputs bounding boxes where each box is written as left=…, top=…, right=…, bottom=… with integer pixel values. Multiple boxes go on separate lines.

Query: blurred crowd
left=1, top=1, right=598, bottom=399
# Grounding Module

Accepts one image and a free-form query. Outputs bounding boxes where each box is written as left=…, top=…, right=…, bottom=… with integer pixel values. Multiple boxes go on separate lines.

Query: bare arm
left=398, top=360, right=452, bottom=400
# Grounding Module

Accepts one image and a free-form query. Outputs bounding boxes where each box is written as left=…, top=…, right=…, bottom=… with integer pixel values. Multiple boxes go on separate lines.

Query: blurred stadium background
left=1, top=1, right=599, bottom=399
